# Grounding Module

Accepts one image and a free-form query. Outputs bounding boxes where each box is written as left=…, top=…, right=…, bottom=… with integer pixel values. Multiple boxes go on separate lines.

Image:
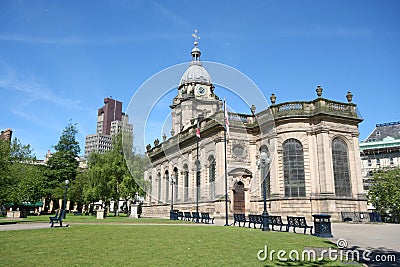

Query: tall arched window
left=332, top=137, right=352, bottom=197
left=157, top=172, right=161, bottom=203
left=208, top=156, right=216, bottom=199
left=183, top=164, right=189, bottom=201
left=165, top=170, right=169, bottom=203
left=173, top=167, right=178, bottom=201
left=196, top=160, right=201, bottom=198
left=148, top=176, right=152, bottom=203
left=283, top=139, right=306, bottom=197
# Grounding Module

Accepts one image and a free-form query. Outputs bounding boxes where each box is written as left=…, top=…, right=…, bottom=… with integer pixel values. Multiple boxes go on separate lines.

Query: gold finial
left=192, top=29, right=200, bottom=45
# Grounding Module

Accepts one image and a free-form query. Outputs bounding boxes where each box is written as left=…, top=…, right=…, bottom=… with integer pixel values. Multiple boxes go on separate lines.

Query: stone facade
left=142, top=40, right=367, bottom=222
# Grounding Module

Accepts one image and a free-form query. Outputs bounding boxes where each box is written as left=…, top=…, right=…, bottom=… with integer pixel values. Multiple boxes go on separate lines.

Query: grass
left=0, top=218, right=358, bottom=267
left=0, top=214, right=190, bottom=224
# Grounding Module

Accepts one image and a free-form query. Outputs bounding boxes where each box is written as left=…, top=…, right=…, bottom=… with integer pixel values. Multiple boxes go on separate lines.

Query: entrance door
left=233, top=181, right=245, bottom=213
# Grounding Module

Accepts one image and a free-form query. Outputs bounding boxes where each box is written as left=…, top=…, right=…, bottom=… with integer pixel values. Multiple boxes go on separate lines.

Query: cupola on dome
left=179, top=29, right=212, bottom=87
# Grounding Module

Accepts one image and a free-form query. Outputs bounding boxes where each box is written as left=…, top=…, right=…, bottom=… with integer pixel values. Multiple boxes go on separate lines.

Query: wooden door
left=233, top=182, right=245, bottom=213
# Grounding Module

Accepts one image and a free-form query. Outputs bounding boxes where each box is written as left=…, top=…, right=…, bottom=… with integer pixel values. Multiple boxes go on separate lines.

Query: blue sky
left=1, top=0, right=399, bottom=159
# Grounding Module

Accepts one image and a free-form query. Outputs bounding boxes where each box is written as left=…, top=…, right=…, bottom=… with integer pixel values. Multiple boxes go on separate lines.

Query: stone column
left=316, top=130, right=335, bottom=195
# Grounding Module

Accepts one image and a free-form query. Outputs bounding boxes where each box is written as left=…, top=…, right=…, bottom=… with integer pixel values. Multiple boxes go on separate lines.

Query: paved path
left=0, top=222, right=49, bottom=231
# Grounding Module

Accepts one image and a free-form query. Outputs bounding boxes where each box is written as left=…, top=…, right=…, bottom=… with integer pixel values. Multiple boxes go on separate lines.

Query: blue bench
left=287, top=216, right=313, bottom=234
left=248, top=214, right=262, bottom=228
left=233, top=213, right=247, bottom=227
left=201, top=212, right=214, bottom=224
left=49, top=210, right=66, bottom=227
left=269, top=215, right=287, bottom=231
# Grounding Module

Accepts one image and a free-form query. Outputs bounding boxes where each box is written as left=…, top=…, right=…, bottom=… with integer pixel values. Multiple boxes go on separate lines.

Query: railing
left=272, top=98, right=358, bottom=119
left=326, top=102, right=349, bottom=112
left=278, top=103, right=303, bottom=112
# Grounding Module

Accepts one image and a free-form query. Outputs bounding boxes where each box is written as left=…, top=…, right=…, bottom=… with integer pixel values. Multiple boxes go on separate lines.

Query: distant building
left=84, top=98, right=133, bottom=157
left=0, top=128, right=13, bottom=141
left=359, top=121, right=400, bottom=210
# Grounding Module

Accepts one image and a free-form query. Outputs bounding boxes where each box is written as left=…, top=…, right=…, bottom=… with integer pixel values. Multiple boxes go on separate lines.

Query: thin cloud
left=279, top=25, right=374, bottom=39
left=0, top=75, right=82, bottom=111
left=151, top=1, right=191, bottom=28
left=0, top=33, right=182, bottom=45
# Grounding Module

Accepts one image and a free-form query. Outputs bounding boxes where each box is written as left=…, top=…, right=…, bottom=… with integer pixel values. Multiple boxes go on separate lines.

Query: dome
left=179, top=63, right=212, bottom=86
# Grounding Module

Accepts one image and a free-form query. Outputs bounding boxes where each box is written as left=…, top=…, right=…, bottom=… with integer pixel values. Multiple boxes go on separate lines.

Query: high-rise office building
left=85, top=98, right=132, bottom=157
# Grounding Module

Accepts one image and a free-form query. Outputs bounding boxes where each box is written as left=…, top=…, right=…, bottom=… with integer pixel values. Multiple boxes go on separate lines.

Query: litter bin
left=170, top=209, right=179, bottom=220
left=312, top=214, right=333, bottom=238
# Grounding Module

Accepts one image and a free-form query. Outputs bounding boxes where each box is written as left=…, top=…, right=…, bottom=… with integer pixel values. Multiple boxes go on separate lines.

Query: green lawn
left=0, top=219, right=356, bottom=267
left=0, top=214, right=191, bottom=224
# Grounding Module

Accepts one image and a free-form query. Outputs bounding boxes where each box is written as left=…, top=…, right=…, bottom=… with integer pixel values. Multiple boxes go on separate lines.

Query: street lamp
left=63, top=179, right=70, bottom=219
left=169, top=174, right=176, bottom=220
left=257, top=151, right=270, bottom=231
left=195, top=114, right=203, bottom=223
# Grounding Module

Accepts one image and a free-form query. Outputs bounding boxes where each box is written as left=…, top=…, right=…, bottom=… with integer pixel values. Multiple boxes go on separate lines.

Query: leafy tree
left=79, top=132, right=146, bottom=215
left=0, top=138, right=11, bottom=207
left=46, top=123, right=80, bottom=200
left=368, top=167, right=400, bottom=223
left=0, top=138, right=47, bottom=210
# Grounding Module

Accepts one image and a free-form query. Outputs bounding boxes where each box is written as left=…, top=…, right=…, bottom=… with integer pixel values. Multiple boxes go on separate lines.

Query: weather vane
left=192, top=29, right=200, bottom=45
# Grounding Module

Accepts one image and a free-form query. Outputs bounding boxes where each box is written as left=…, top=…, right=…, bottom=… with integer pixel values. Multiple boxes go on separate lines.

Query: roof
left=179, top=63, right=212, bottom=86
left=365, top=121, right=400, bottom=142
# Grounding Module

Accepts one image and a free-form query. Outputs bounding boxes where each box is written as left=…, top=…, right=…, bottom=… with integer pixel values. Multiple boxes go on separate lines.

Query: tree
left=0, top=138, right=47, bottom=210
left=0, top=138, right=11, bottom=207
left=79, top=132, right=146, bottom=215
left=368, top=167, right=400, bottom=223
left=46, top=123, right=80, bottom=200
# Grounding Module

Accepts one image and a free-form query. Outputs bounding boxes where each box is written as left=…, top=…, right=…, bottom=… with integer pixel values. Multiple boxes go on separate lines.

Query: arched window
left=157, top=172, right=161, bottom=203
left=208, top=156, right=216, bottom=199
left=332, top=138, right=352, bottom=197
left=196, top=160, right=201, bottom=198
left=148, top=175, right=152, bottom=203
left=283, top=139, right=306, bottom=197
left=183, top=164, right=189, bottom=201
left=173, top=167, right=178, bottom=201
left=165, top=170, right=169, bottom=202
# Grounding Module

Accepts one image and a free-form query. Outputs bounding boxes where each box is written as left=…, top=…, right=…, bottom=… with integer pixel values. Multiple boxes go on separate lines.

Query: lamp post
left=63, top=179, right=70, bottom=219
left=195, top=157, right=200, bottom=223
left=169, top=174, right=176, bottom=220
left=195, top=114, right=203, bottom=223
left=258, top=151, right=270, bottom=231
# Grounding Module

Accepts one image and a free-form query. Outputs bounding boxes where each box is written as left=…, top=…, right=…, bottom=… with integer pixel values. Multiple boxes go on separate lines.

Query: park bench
left=191, top=212, right=201, bottom=223
left=201, top=212, right=214, bottom=224
left=269, top=215, right=287, bottom=231
left=184, top=212, right=192, bottom=221
left=73, top=212, right=82, bottom=216
left=248, top=214, right=262, bottom=228
left=177, top=211, right=184, bottom=220
left=49, top=210, right=66, bottom=228
left=233, top=213, right=247, bottom=227
left=286, top=216, right=313, bottom=234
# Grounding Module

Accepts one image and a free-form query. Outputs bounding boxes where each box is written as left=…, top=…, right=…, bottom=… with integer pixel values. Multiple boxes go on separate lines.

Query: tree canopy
left=45, top=123, right=80, bottom=199
left=368, top=167, right=400, bottom=222
left=77, top=131, right=147, bottom=215
left=0, top=138, right=46, bottom=208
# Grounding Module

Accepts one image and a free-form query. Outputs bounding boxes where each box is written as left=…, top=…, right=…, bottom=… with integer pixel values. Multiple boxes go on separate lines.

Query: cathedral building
left=142, top=38, right=367, bottom=221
